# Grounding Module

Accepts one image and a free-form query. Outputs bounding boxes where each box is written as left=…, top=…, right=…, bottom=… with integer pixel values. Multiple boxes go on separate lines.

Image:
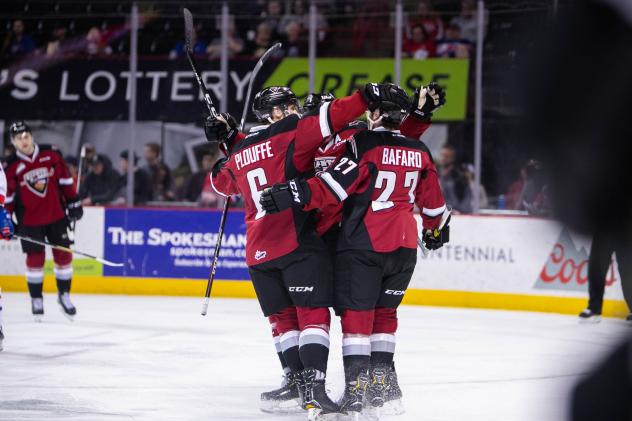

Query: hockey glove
left=66, top=198, right=84, bottom=222
left=422, top=213, right=451, bottom=250
left=411, top=82, right=447, bottom=121
left=260, top=179, right=311, bottom=214
left=360, top=83, right=412, bottom=112
left=203, top=113, right=238, bottom=151
left=0, top=207, right=14, bottom=240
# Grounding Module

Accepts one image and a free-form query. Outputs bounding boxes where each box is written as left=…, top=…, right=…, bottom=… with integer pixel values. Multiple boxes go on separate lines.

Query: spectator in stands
left=113, top=151, right=153, bottom=205
left=82, top=143, right=113, bottom=175
left=46, top=27, right=68, bottom=56
left=85, top=27, right=112, bottom=56
left=439, top=144, right=473, bottom=213
left=169, top=27, right=206, bottom=60
left=64, top=155, right=79, bottom=192
left=450, top=0, right=489, bottom=44
left=408, top=1, right=444, bottom=41
left=281, top=22, right=307, bottom=57
left=464, top=163, right=488, bottom=209
left=206, top=21, right=244, bottom=59
left=403, top=25, right=435, bottom=59
left=506, top=159, right=548, bottom=214
left=80, top=155, right=120, bottom=206
left=143, top=142, right=173, bottom=201
left=1, top=20, right=36, bottom=59
left=244, top=23, right=276, bottom=59
left=436, top=24, right=471, bottom=58
left=183, top=153, right=216, bottom=203
left=261, top=0, right=284, bottom=37
left=280, top=0, right=328, bottom=41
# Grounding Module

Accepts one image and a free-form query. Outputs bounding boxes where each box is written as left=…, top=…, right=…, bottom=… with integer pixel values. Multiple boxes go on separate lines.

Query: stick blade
left=97, top=258, right=125, bottom=267
left=183, top=8, right=194, bottom=51
left=259, top=42, right=282, bottom=62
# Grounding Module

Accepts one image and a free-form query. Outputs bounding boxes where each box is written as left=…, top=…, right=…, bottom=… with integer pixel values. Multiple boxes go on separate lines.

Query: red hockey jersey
left=312, top=115, right=431, bottom=235
left=211, top=92, right=368, bottom=265
left=305, top=128, right=446, bottom=253
left=4, top=144, right=77, bottom=226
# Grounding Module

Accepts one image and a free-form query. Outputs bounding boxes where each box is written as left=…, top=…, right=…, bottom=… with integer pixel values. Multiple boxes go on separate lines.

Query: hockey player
left=260, top=84, right=450, bottom=418
left=207, top=84, right=410, bottom=419
left=1, top=163, right=14, bottom=350
left=4, top=121, right=83, bottom=321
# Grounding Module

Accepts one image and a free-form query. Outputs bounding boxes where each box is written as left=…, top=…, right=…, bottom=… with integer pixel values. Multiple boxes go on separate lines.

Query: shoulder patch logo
left=23, top=167, right=53, bottom=198
left=254, top=250, right=267, bottom=261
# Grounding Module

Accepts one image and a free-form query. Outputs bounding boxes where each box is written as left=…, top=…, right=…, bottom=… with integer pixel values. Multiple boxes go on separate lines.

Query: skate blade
left=33, top=314, right=43, bottom=323
left=361, top=406, right=379, bottom=421
left=380, top=398, right=405, bottom=416
left=260, top=398, right=303, bottom=414
left=336, top=411, right=362, bottom=421
left=578, top=316, right=601, bottom=324
left=58, top=306, right=75, bottom=322
left=308, top=408, right=339, bottom=421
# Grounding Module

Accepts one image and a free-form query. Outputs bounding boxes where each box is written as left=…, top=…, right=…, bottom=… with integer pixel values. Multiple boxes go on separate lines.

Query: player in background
left=3, top=121, right=83, bottom=321
left=260, top=84, right=449, bottom=418
left=207, top=84, right=410, bottom=419
left=1, top=162, right=15, bottom=350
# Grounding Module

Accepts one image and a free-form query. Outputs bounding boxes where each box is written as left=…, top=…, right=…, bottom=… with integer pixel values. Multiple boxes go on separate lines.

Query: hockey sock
left=26, top=252, right=45, bottom=298
left=279, top=330, right=303, bottom=372
left=53, top=255, right=73, bottom=294
left=269, top=316, right=290, bottom=375
left=27, top=281, right=43, bottom=298
left=297, top=307, right=331, bottom=373
left=370, top=333, right=396, bottom=365
left=298, top=327, right=330, bottom=373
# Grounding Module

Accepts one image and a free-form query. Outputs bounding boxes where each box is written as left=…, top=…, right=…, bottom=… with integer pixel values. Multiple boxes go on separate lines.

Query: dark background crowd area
left=0, top=0, right=571, bottom=213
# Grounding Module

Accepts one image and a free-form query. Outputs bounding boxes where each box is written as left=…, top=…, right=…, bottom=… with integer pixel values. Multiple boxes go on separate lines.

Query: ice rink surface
left=0, top=292, right=630, bottom=421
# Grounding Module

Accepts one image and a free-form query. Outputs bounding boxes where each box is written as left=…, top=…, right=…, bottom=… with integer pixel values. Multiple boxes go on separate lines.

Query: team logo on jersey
left=23, top=167, right=52, bottom=197
left=314, top=157, right=336, bottom=173
left=254, top=250, right=267, bottom=260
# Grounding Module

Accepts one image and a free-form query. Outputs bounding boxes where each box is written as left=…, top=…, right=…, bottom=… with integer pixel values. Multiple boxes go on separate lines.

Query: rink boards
left=0, top=207, right=628, bottom=317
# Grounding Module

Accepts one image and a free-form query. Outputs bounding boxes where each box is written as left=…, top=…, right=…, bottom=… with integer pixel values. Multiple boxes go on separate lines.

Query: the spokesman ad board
left=102, top=207, right=249, bottom=280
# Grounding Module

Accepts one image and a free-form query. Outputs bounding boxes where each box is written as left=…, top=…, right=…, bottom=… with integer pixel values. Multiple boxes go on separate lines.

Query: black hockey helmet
left=9, top=120, right=31, bottom=139
left=252, top=86, right=300, bottom=122
left=303, top=92, right=335, bottom=113
left=370, top=84, right=410, bottom=127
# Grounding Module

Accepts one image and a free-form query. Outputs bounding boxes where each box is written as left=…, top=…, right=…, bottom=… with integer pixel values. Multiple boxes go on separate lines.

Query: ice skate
left=380, top=364, right=404, bottom=415
left=31, top=297, right=44, bottom=322
left=299, top=368, right=339, bottom=420
left=0, top=327, right=4, bottom=351
left=58, top=292, right=76, bottom=321
left=260, top=371, right=303, bottom=414
left=578, top=309, right=601, bottom=324
left=626, top=313, right=632, bottom=325
left=338, top=371, right=369, bottom=420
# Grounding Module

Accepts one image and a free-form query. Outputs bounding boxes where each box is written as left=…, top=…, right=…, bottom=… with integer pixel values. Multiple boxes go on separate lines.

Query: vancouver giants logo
left=23, top=167, right=53, bottom=198
left=533, top=228, right=617, bottom=292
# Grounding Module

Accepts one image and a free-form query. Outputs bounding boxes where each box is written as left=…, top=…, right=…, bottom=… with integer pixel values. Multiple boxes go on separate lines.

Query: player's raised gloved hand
left=203, top=113, right=238, bottom=149
left=411, top=82, right=446, bottom=121
left=260, top=179, right=311, bottom=214
left=360, top=83, right=412, bottom=112
left=66, top=198, right=83, bottom=222
left=0, top=207, right=14, bottom=240
left=422, top=212, right=451, bottom=250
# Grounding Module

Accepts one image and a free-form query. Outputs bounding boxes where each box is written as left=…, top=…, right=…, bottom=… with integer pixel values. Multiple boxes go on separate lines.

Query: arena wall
left=0, top=207, right=627, bottom=317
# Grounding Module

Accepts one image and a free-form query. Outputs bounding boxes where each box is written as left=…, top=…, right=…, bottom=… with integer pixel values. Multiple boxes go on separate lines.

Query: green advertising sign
left=263, top=58, right=469, bottom=121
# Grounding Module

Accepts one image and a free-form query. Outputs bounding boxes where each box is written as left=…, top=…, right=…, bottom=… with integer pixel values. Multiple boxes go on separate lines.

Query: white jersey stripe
left=319, top=172, right=348, bottom=201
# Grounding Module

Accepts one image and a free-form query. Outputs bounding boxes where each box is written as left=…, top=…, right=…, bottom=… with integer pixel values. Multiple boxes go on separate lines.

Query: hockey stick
left=200, top=42, right=283, bottom=316
left=13, top=234, right=124, bottom=267
left=70, top=145, right=87, bottom=235
left=239, top=42, right=282, bottom=130
left=184, top=8, right=230, bottom=315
